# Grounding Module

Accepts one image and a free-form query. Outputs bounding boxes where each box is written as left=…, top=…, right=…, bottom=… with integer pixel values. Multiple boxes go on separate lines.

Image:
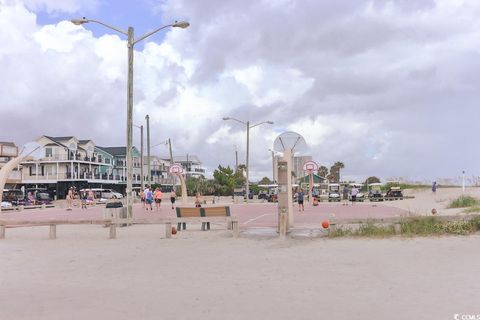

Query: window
left=105, top=158, right=111, bottom=164
left=45, top=148, right=52, bottom=157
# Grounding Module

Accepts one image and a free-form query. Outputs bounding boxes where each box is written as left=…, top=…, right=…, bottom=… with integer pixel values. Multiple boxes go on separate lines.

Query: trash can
left=103, top=201, right=127, bottom=220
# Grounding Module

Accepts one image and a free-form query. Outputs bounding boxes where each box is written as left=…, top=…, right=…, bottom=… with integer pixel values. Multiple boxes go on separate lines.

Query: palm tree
left=333, top=161, right=345, bottom=182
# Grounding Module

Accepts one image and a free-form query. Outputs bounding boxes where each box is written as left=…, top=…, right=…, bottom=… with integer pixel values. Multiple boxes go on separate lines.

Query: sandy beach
left=1, top=224, right=479, bottom=320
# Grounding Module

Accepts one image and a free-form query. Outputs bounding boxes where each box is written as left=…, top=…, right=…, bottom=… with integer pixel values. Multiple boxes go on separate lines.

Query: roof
left=78, top=140, right=93, bottom=144
left=96, top=146, right=126, bottom=156
left=47, top=136, right=75, bottom=142
left=299, top=173, right=327, bottom=183
left=0, top=142, right=17, bottom=147
left=42, top=136, right=69, bottom=149
left=173, top=155, right=202, bottom=164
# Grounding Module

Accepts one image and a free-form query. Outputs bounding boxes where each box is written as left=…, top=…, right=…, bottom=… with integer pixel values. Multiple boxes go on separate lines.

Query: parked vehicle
left=35, top=192, right=53, bottom=204
left=80, top=188, right=123, bottom=200
left=1, top=201, right=12, bottom=208
left=368, top=183, right=384, bottom=201
left=385, top=186, right=403, bottom=200
left=328, top=183, right=341, bottom=202
left=2, top=189, right=25, bottom=206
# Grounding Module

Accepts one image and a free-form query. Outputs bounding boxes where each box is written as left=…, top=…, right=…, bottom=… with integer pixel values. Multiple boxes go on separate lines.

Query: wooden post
left=394, top=223, right=401, bottom=235
left=0, top=224, right=5, bottom=239
left=109, top=223, right=116, bottom=239
left=232, top=217, right=239, bottom=238
left=165, top=222, right=172, bottom=238
left=49, top=224, right=56, bottom=240
left=41, top=204, right=46, bottom=210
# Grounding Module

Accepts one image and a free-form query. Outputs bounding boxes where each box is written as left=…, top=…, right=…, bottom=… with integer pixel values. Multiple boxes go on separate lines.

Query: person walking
left=170, top=190, right=177, bottom=209
left=66, top=187, right=73, bottom=211
left=297, top=188, right=305, bottom=211
left=351, top=185, right=359, bottom=204
left=195, top=192, right=202, bottom=208
left=432, top=181, right=437, bottom=193
left=154, top=187, right=163, bottom=210
left=145, top=186, right=153, bottom=211
left=342, top=185, right=349, bottom=206
left=81, top=190, right=87, bottom=209
left=140, top=189, right=146, bottom=208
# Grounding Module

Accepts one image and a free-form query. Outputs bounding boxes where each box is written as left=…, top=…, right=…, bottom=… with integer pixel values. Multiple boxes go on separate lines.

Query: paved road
left=0, top=200, right=408, bottom=228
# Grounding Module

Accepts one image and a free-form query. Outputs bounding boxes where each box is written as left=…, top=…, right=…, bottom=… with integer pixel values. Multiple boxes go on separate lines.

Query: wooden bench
left=175, top=206, right=234, bottom=231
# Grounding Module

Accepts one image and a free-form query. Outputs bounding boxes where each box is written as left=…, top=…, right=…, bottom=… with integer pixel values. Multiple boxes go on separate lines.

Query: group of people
left=66, top=187, right=96, bottom=210
left=140, top=186, right=177, bottom=211
left=342, top=185, right=359, bottom=206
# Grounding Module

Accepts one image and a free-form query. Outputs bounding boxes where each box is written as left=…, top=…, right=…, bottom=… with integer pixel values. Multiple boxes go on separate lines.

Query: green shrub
left=448, top=196, right=480, bottom=208
left=354, top=222, right=395, bottom=237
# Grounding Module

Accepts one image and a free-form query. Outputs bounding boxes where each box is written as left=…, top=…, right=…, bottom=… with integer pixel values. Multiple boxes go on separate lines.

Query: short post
left=0, top=224, right=5, bottom=239
left=165, top=221, right=172, bottom=238
left=328, top=223, right=337, bottom=237
left=109, top=223, right=116, bottom=239
left=49, top=224, right=56, bottom=240
left=394, top=223, right=401, bottom=235
left=41, top=204, right=46, bottom=210
left=19, top=205, right=24, bottom=211
left=232, top=217, right=239, bottom=238
left=279, top=210, right=287, bottom=239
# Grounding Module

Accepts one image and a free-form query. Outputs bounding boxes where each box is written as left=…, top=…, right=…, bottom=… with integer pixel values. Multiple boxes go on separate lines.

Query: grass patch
left=447, top=196, right=480, bottom=208
left=328, top=216, right=480, bottom=238
left=464, top=206, right=480, bottom=213
left=400, top=217, right=476, bottom=236
left=355, top=222, right=395, bottom=237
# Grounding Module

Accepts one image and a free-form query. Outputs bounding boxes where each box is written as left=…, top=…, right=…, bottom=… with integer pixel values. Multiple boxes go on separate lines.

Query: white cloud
left=2, top=0, right=480, bottom=182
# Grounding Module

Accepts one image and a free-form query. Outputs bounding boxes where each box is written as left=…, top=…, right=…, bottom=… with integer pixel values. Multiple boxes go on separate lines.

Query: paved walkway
left=0, top=201, right=408, bottom=228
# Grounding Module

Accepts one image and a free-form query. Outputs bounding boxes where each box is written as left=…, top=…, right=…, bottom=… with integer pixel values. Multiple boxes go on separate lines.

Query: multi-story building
left=143, top=156, right=171, bottom=185
left=21, top=136, right=142, bottom=198
left=0, top=141, right=21, bottom=187
left=173, top=155, right=206, bottom=178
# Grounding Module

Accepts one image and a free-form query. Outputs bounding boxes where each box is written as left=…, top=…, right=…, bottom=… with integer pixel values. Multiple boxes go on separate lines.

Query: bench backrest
left=176, top=206, right=230, bottom=217
left=204, top=206, right=230, bottom=217
left=176, top=207, right=202, bottom=217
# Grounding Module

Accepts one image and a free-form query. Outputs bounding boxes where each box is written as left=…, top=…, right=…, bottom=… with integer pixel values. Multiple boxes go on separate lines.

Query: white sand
left=1, top=224, right=479, bottom=320
left=383, top=187, right=480, bottom=216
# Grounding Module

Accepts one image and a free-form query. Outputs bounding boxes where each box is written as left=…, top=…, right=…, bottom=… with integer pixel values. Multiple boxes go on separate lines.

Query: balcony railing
left=38, top=154, right=113, bottom=165
left=23, top=172, right=142, bottom=183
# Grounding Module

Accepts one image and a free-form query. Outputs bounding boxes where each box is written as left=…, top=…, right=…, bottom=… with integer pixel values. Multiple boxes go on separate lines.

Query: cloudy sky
left=0, top=0, right=478, bottom=183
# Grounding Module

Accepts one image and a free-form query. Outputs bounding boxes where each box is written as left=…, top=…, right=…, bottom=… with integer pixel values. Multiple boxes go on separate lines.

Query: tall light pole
left=223, top=117, right=273, bottom=202
left=145, top=114, right=151, bottom=185
left=133, top=124, right=144, bottom=190
left=71, top=18, right=189, bottom=219
left=268, top=148, right=281, bottom=183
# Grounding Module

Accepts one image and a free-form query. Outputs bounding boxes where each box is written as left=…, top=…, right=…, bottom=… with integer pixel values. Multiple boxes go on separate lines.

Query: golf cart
left=368, top=183, right=384, bottom=201
left=385, top=186, right=403, bottom=200
left=328, top=183, right=341, bottom=202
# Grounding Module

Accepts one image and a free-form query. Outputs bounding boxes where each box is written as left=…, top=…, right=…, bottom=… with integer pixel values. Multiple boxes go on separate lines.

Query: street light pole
left=246, top=121, right=250, bottom=201
left=222, top=117, right=273, bottom=203
left=134, top=124, right=144, bottom=190
left=146, top=114, right=151, bottom=185
left=70, top=18, right=189, bottom=219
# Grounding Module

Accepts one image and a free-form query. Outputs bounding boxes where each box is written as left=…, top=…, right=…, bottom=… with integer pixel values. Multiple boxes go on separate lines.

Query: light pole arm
left=84, top=19, right=128, bottom=36
left=223, top=117, right=247, bottom=126
left=133, top=24, right=175, bottom=46
left=249, top=121, right=273, bottom=129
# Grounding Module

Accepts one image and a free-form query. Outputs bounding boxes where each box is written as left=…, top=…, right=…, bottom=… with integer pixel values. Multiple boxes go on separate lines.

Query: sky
left=0, top=0, right=479, bottom=184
